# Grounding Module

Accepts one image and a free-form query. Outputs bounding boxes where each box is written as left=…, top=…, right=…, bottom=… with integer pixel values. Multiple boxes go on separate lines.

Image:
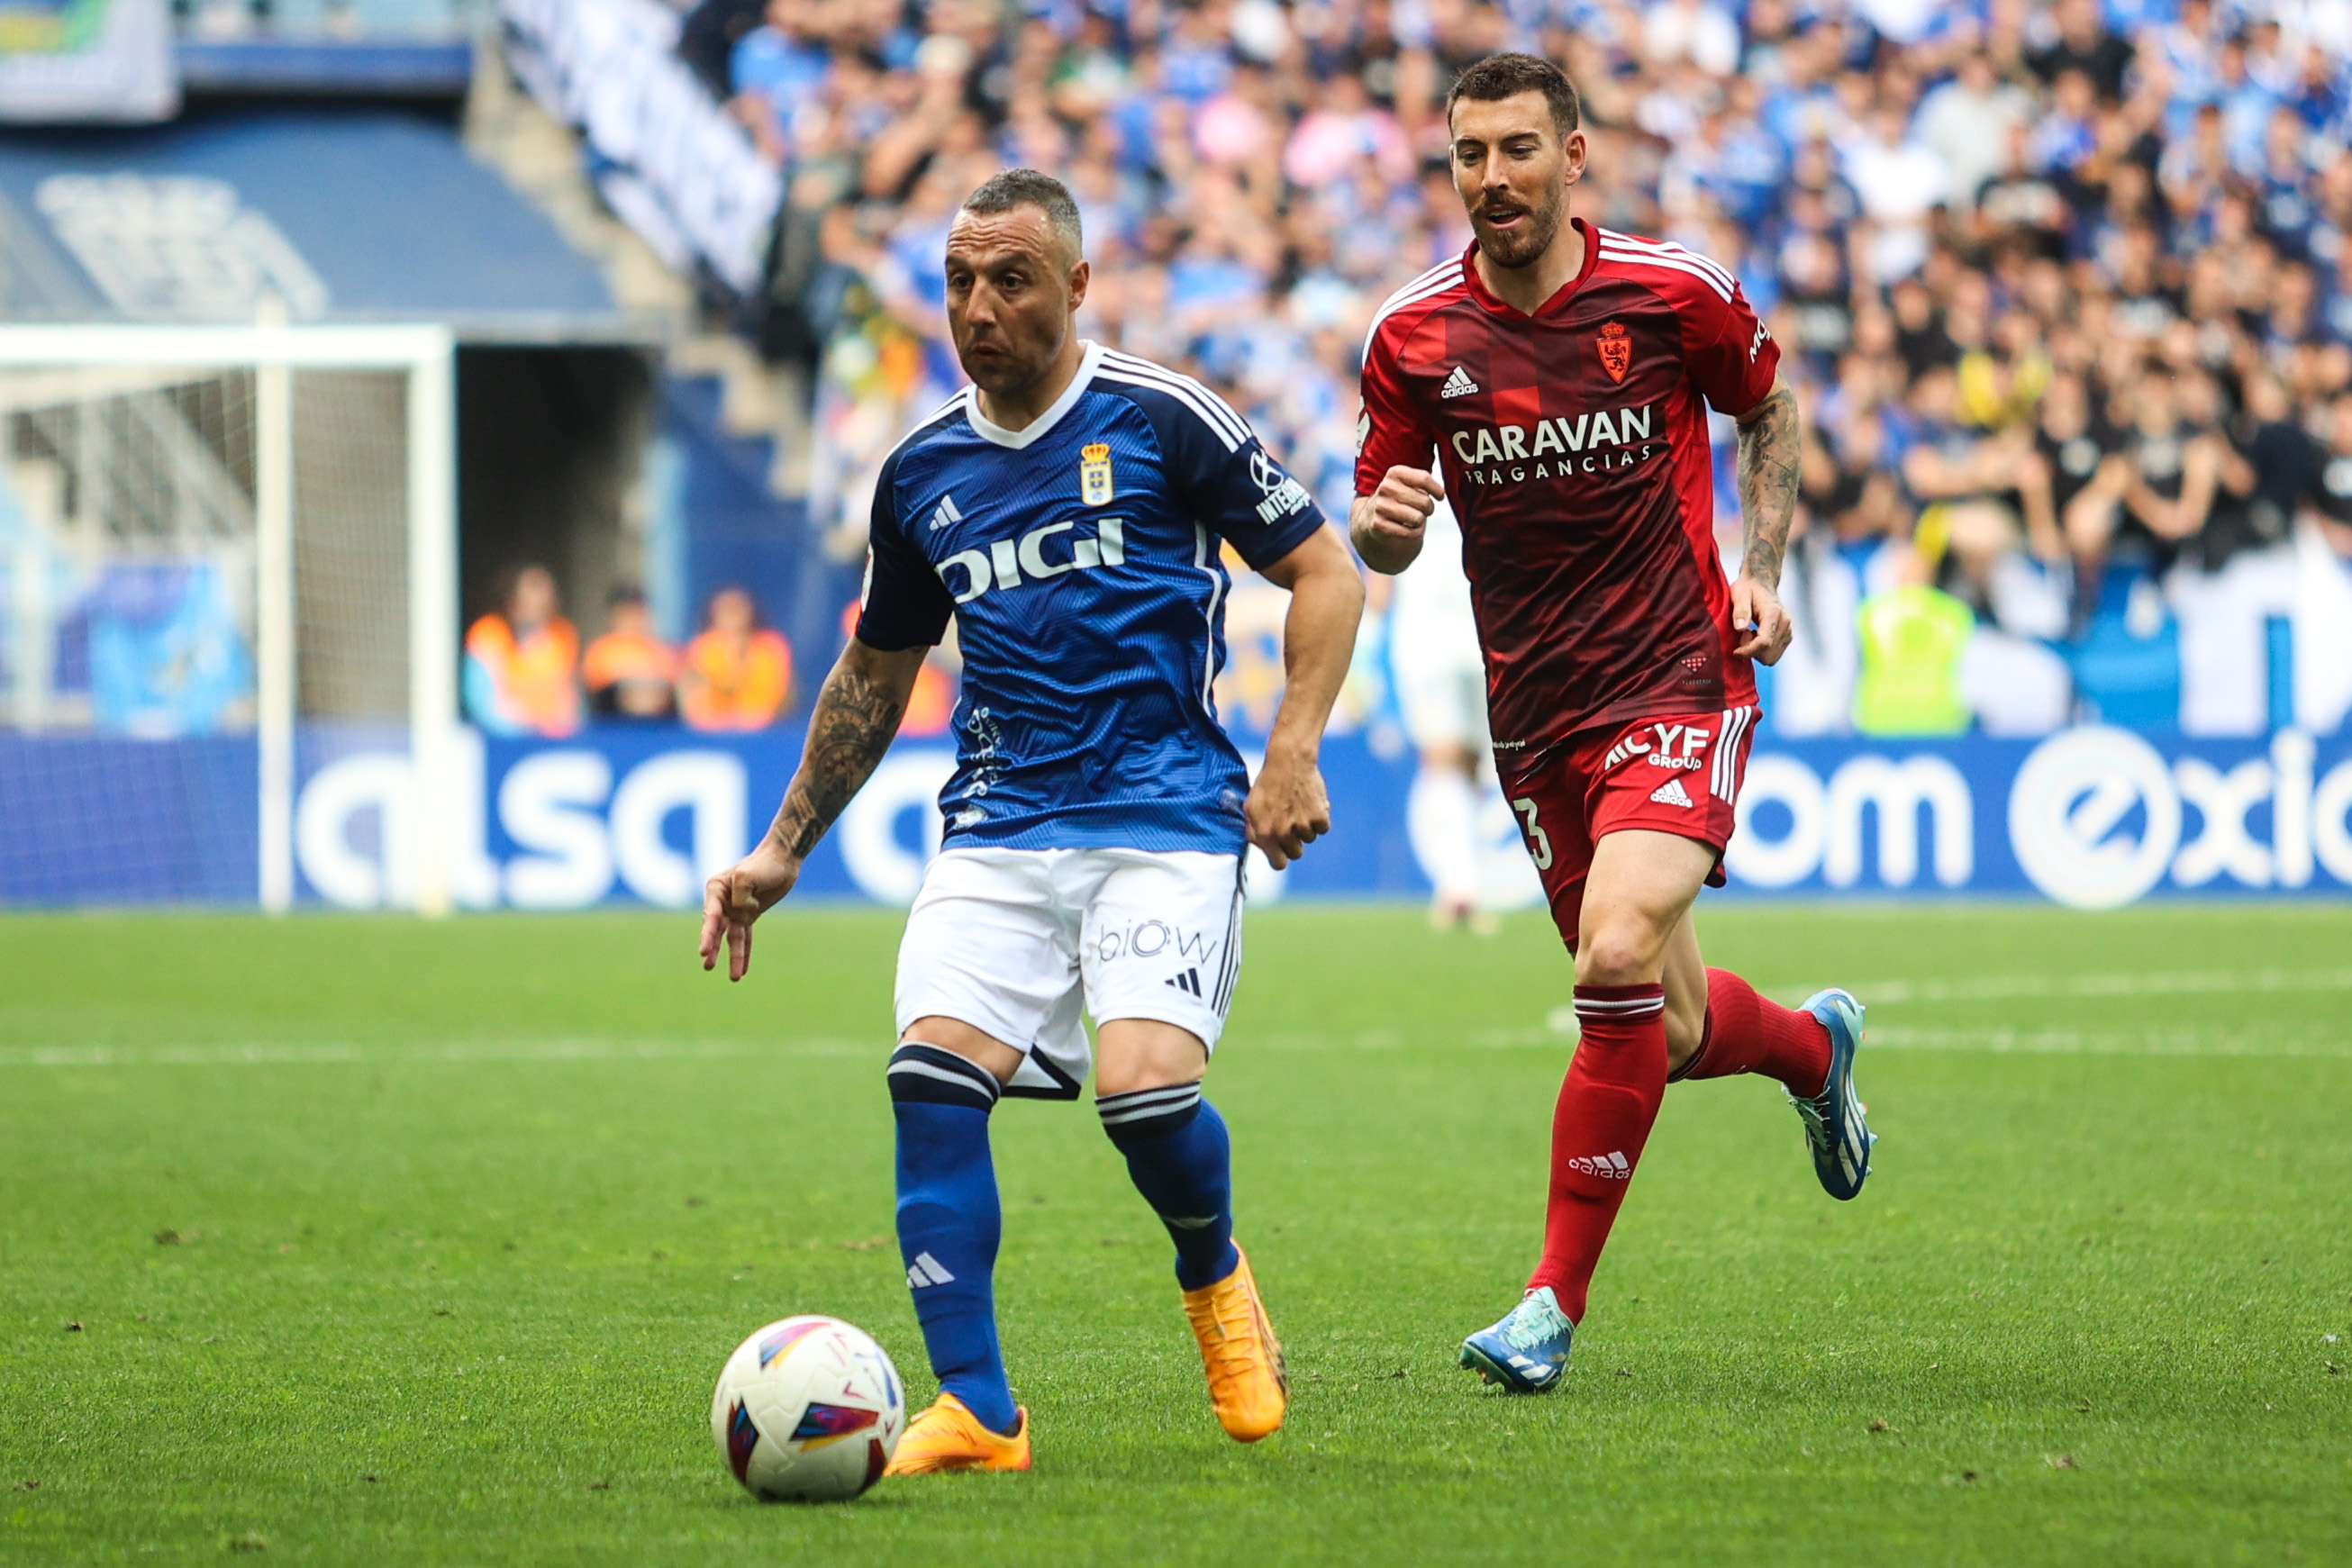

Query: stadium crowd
left=666, top=0, right=2352, bottom=739
left=461, top=565, right=964, bottom=739
left=463, top=569, right=799, bottom=736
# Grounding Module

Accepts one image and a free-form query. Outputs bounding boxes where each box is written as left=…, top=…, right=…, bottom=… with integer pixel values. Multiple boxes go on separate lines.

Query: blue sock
left=887, top=1044, right=1018, bottom=1436
left=1098, top=1083, right=1240, bottom=1292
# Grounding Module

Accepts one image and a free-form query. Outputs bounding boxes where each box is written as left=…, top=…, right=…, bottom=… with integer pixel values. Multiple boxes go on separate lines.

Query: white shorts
left=1390, top=613, right=1490, bottom=753
left=893, top=847, right=1245, bottom=1100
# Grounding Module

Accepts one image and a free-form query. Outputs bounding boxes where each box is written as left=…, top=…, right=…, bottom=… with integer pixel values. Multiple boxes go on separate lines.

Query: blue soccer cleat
left=1794, top=988, right=1875, bottom=1201
left=1458, top=1286, right=1575, bottom=1393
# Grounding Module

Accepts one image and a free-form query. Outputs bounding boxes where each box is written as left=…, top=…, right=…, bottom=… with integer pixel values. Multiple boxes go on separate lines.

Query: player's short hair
left=959, top=168, right=1085, bottom=266
left=1446, top=52, right=1582, bottom=142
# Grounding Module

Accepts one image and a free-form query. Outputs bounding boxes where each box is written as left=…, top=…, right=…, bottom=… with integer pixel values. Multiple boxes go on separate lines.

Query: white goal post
left=0, top=323, right=460, bottom=915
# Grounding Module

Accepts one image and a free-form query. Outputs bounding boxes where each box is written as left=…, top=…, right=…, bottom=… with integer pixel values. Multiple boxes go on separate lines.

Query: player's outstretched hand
left=1246, top=748, right=1331, bottom=870
left=1352, top=466, right=1444, bottom=572
left=698, top=840, right=801, bottom=983
left=1730, top=575, right=1794, bottom=665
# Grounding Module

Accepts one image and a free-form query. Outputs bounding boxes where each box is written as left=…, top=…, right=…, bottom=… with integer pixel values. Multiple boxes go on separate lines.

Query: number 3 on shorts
left=1511, top=797, right=1552, bottom=871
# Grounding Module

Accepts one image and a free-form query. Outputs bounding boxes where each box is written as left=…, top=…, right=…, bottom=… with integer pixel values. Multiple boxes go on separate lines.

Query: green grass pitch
left=2, top=903, right=2348, bottom=1565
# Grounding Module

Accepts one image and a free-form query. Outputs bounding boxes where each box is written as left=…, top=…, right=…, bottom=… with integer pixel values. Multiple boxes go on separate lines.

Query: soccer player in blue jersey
left=699, top=169, right=1365, bottom=1473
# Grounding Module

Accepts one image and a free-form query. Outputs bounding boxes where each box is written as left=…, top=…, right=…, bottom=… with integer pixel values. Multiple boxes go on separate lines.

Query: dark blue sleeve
left=1140, top=385, right=1328, bottom=572
left=853, top=447, right=955, bottom=651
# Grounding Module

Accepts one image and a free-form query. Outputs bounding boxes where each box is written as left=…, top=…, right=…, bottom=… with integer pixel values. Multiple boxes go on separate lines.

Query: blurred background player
left=698, top=170, right=1364, bottom=1473
left=681, top=585, right=795, bottom=731
left=1386, top=498, right=1534, bottom=932
left=462, top=564, right=580, bottom=739
left=582, top=585, right=679, bottom=725
left=1352, top=56, right=1875, bottom=1394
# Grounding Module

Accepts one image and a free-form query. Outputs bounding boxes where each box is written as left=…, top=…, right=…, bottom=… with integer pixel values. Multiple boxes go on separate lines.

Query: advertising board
left=267, top=725, right=2352, bottom=911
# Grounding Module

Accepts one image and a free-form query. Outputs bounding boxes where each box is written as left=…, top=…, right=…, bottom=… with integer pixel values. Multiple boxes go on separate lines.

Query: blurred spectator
left=1972, top=122, right=2072, bottom=253
left=682, top=587, right=795, bottom=730
left=464, top=566, right=579, bottom=739
left=2075, top=365, right=2225, bottom=584
left=2304, top=391, right=2352, bottom=550
left=583, top=585, right=681, bottom=724
left=2023, top=369, right=2131, bottom=631
left=2027, top=0, right=2134, bottom=101
left=2297, top=391, right=2352, bottom=733
left=731, top=0, right=832, bottom=166
left=1841, top=104, right=1951, bottom=282
left=680, top=0, right=767, bottom=99
left=1643, top=0, right=1742, bottom=79
left=83, top=561, right=251, bottom=738
left=1854, top=556, right=1975, bottom=736
left=1918, top=54, right=2036, bottom=216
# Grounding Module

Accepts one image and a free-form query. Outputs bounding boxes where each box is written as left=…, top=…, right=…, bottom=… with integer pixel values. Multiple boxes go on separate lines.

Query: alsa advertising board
left=264, top=725, right=2352, bottom=911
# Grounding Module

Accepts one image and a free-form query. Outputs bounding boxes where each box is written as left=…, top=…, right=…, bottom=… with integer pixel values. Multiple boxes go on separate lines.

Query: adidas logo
left=905, top=1251, right=956, bottom=1289
left=1439, top=365, right=1479, bottom=398
left=1565, top=1151, right=1632, bottom=1180
left=1649, top=778, right=1693, bottom=809
left=928, top=494, right=964, bottom=531
left=1165, top=967, right=1203, bottom=997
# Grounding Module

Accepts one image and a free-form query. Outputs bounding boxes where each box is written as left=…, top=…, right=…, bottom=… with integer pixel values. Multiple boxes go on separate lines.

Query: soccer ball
left=710, top=1316, right=906, bottom=1501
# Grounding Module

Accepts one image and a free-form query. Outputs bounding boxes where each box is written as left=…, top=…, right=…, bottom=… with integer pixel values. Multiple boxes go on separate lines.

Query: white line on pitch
left=1769, top=966, right=2352, bottom=1007
left=0, top=1038, right=868, bottom=1068
left=1865, top=1027, right=2352, bottom=1057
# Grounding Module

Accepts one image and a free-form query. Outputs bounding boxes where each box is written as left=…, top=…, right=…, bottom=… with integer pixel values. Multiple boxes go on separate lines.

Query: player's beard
left=1473, top=183, right=1564, bottom=270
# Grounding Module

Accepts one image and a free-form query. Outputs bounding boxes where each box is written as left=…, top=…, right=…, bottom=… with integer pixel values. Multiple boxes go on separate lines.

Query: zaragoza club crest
left=1597, top=321, right=1632, bottom=384
left=1080, top=442, right=1115, bottom=505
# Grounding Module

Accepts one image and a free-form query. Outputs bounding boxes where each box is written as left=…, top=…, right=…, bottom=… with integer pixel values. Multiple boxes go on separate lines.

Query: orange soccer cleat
left=1181, top=1245, right=1287, bottom=1442
left=882, top=1391, right=1032, bottom=1476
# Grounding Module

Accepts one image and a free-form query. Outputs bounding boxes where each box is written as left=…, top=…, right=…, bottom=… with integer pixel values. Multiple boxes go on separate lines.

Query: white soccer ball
left=710, top=1316, right=906, bottom=1501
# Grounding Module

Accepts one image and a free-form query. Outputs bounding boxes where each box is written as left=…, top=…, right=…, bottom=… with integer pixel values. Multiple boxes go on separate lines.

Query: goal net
left=0, top=325, right=459, bottom=912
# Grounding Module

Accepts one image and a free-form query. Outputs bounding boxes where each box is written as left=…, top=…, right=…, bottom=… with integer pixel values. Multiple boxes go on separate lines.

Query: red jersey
left=1356, top=221, right=1779, bottom=752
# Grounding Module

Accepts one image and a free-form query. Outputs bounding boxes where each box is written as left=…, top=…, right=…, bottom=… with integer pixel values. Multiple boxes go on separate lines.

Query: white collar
left=964, top=340, right=1103, bottom=450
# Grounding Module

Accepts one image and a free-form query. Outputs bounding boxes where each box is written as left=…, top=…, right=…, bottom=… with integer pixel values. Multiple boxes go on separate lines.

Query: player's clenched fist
left=1244, top=748, right=1332, bottom=870
left=1350, top=466, right=1444, bottom=574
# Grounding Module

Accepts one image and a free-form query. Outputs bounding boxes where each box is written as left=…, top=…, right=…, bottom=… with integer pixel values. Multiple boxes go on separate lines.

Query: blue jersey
left=855, top=343, right=1327, bottom=854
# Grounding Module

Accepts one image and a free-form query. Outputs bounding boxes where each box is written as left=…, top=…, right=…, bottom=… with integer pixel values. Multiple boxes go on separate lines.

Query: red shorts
left=1497, top=705, right=1758, bottom=949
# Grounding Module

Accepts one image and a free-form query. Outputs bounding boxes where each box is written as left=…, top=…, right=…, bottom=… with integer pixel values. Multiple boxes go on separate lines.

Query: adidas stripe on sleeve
left=855, top=397, right=967, bottom=651
left=1354, top=266, right=1458, bottom=497
left=1096, top=353, right=1328, bottom=572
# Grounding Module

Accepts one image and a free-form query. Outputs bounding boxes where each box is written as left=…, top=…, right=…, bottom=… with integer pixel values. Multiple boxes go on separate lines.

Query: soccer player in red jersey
left=1352, top=53, right=1875, bottom=1392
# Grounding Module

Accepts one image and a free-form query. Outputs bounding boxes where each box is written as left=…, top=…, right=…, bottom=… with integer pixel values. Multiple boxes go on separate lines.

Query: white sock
left=1407, top=766, right=1482, bottom=906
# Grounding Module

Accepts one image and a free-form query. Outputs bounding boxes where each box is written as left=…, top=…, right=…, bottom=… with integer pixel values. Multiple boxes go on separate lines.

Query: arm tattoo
left=1735, top=385, right=1802, bottom=590
left=767, top=656, right=909, bottom=859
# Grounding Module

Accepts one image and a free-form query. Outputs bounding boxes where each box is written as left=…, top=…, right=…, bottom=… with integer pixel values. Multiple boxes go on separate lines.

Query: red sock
left=1678, top=968, right=1831, bottom=1099
left=1527, top=983, right=1667, bottom=1323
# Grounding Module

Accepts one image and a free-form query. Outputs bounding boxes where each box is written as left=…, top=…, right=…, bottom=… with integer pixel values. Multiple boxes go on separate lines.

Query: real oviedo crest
left=1597, top=321, right=1632, bottom=384
left=1080, top=442, right=1115, bottom=505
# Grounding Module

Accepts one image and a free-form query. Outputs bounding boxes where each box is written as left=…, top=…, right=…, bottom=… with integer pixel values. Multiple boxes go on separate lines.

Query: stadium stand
left=519, top=0, right=2352, bottom=741
left=173, top=0, right=481, bottom=95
